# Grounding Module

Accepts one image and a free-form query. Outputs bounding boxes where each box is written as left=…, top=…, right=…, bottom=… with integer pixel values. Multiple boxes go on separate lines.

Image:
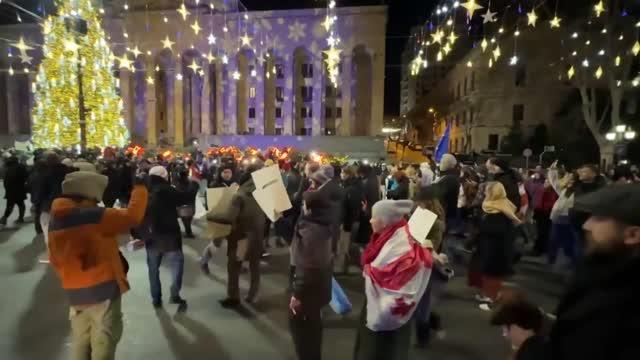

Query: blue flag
left=434, top=123, right=450, bottom=162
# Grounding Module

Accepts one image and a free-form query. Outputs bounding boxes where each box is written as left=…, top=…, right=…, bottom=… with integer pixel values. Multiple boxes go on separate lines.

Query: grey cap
left=573, top=184, right=640, bottom=226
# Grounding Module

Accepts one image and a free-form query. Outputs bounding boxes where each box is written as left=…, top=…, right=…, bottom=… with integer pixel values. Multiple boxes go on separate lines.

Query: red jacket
left=534, top=187, right=558, bottom=213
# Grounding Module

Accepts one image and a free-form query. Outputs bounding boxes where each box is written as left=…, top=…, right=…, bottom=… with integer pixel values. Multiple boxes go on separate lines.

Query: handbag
left=329, top=277, right=352, bottom=315
left=177, top=205, right=195, bottom=218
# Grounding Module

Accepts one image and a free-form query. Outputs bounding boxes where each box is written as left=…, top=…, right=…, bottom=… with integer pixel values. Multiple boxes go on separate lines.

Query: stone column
left=201, top=65, right=211, bottom=136
left=6, top=72, right=19, bottom=135
left=255, top=63, right=265, bottom=134
left=173, top=71, right=184, bottom=147
left=282, top=57, right=294, bottom=135
left=27, top=73, right=35, bottom=135
left=215, top=62, right=224, bottom=134
left=223, top=60, right=238, bottom=134
left=312, top=58, right=323, bottom=136
left=119, top=69, right=134, bottom=136
left=145, top=60, right=157, bottom=146
left=340, top=55, right=352, bottom=136
left=370, top=51, right=385, bottom=135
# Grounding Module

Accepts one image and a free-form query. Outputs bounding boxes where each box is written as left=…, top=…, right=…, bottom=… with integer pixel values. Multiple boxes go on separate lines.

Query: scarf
left=361, top=219, right=408, bottom=267
left=483, top=198, right=521, bottom=223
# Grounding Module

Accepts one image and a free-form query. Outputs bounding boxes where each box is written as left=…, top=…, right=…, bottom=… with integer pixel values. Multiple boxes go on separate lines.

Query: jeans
left=146, top=249, right=184, bottom=302
left=70, top=297, right=123, bottom=360
left=548, top=220, right=576, bottom=265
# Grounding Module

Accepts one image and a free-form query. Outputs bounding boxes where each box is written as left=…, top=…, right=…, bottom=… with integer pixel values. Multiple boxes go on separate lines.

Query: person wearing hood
left=486, top=158, right=521, bottom=211
left=141, top=165, right=191, bottom=309
left=48, top=168, right=148, bottom=359
left=469, top=182, right=521, bottom=307
left=434, top=153, right=461, bottom=224
left=353, top=199, right=433, bottom=360
left=1, top=156, right=28, bottom=226
left=289, top=165, right=341, bottom=360
left=208, top=162, right=266, bottom=308
left=199, top=166, right=237, bottom=274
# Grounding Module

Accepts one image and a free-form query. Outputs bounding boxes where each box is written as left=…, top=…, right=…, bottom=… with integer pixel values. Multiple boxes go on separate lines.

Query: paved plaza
left=0, top=189, right=564, bottom=360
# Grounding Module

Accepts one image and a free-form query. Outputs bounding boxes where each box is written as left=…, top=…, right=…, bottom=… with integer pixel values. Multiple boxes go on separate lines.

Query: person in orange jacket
left=48, top=169, right=148, bottom=360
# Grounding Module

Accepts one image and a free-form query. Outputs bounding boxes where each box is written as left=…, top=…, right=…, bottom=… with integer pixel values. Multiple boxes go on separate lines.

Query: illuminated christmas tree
left=31, top=0, right=128, bottom=149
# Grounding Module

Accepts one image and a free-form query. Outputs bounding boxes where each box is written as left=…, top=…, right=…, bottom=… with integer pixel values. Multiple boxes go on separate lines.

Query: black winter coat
left=435, top=169, right=460, bottom=220
left=3, top=159, right=28, bottom=202
left=492, top=170, right=521, bottom=210
left=387, top=177, right=410, bottom=200
left=142, top=175, right=190, bottom=252
left=38, top=163, right=72, bottom=212
left=361, top=173, right=380, bottom=214
left=342, top=177, right=364, bottom=231
left=175, top=178, right=200, bottom=208
left=472, top=212, right=515, bottom=277
left=549, top=254, right=640, bottom=360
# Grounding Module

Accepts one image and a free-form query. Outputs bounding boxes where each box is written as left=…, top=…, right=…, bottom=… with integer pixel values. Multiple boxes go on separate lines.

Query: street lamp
left=606, top=124, right=636, bottom=165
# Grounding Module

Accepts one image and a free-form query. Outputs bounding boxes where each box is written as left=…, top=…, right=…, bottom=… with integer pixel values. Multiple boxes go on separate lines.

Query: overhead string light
left=323, top=0, right=341, bottom=87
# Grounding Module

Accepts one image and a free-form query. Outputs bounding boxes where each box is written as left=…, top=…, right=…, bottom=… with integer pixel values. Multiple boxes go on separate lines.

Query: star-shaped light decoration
left=448, top=31, right=458, bottom=44
left=322, top=16, right=333, bottom=32
left=550, top=16, right=562, bottom=29
left=431, top=29, right=445, bottom=44
left=595, top=66, right=603, bottom=79
left=436, top=51, right=443, bottom=62
left=178, top=3, right=190, bottom=21
left=594, top=1, right=605, bottom=17
left=480, top=38, right=488, bottom=52
left=632, top=41, right=640, bottom=56
left=527, top=9, right=538, bottom=27
left=493, top=45, right=501, bottom=60
left=146, top=76, right=154, bottom=85
left=324, top=47, right=342, bottom=64
left=19, top=52, right=33, bottom=64
left=11, top=37, right=34, bottom=53
left=118, top=56, right=133, bottom=70
left=208, top=33, right=216, bottom=45
left=443, top=43, right=452, bottom=54
left=567, top=65, right=575, bottom=79
left=241, top=34, right=252, bottom=47
left=222, top=55, right=229, bottom=64
left=161, top=36, right=175, bottom=50
left=188, top=59, right=201, bottom=73
left=206, top=52, right=216, bottom=62
left=176, top=73, right=184, bottom=81
left=232, top=71, right=241, bottom=80
left=130, top=46, right=142, bottom=58
left=191, top=21, right=202, bottom=35
left=460, top=0, right=484, bottom=18
left=481, top=8, right=497, bottom=24
left=615, top=55, right=621, bottom=66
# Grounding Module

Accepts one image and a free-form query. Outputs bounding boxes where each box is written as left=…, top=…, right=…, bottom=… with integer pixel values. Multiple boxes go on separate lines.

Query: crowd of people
left=1, top=147, right=639, bottom=360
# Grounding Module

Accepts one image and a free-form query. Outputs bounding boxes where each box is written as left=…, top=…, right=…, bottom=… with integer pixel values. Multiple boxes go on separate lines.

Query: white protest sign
left=408, top=207, right=438, bottom=247
left=251, top=164, right=292, bottom=215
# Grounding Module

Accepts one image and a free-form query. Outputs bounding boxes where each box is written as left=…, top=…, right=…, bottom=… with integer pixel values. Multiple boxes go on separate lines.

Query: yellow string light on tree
left=32, top=0, right=127, bottom=149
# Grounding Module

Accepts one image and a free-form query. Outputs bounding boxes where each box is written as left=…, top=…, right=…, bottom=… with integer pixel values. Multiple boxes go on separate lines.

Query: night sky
left=1, top=0, right=435, bottom=115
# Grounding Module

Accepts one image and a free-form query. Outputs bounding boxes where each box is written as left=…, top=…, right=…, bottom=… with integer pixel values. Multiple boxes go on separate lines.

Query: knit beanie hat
left=439, top=153, right=458, bottom=172
left=311, top=164, right=335, bottom=185
left=149, top=165, right=168, bottom=180
left=62, top=171, right=108, bottom=202
left=372, top=199, right=414, bottom=226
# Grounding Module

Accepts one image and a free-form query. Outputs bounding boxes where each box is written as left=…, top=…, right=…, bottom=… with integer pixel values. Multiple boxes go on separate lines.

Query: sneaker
left=478, top=303, right=492, bottom=311
left=219, top=298, right=241, bottom=308
left=170, top=296, right=187, bottom=306
left=200, top=262, right=210, bottom=275
left=261, top=252, right=271, bottom=259
left=474, top=294, right=493, bottom=303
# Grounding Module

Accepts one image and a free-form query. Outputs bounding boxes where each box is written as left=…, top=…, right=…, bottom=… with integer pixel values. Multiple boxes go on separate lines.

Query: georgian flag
left=363, top=224, right=433, bottom=331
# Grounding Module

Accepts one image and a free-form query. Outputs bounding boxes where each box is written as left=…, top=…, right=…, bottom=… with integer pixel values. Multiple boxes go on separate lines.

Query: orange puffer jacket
left=48, top=185, right=148, bottom=306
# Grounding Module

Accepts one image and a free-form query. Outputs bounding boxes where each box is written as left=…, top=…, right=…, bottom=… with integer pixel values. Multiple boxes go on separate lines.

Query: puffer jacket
left=48, top=185, right=148, bottom=306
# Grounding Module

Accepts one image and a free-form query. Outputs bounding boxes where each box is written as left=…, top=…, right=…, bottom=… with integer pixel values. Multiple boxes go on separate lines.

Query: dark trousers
left=180, top=217, right=193, bottom=236
left=146, top=249, right=184, bottom=302
left=533, top=210, right=551, bottom=255
left=103, top=196, right=116, bottom=208
left=227, top=240, right=260, bottom=300
left=2, top=199, right=25, bottom=221
left=289, top=304, right=323, bottom=360
left=33, top=206, right=42, bottom=234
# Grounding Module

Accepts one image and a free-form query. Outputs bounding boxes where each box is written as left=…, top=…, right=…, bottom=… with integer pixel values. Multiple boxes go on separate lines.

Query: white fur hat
left=149, top=165, right=168, bottom=180
left=439, top=153, right=458, bottom=172
left=62, top=171, right=108, bottom=202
